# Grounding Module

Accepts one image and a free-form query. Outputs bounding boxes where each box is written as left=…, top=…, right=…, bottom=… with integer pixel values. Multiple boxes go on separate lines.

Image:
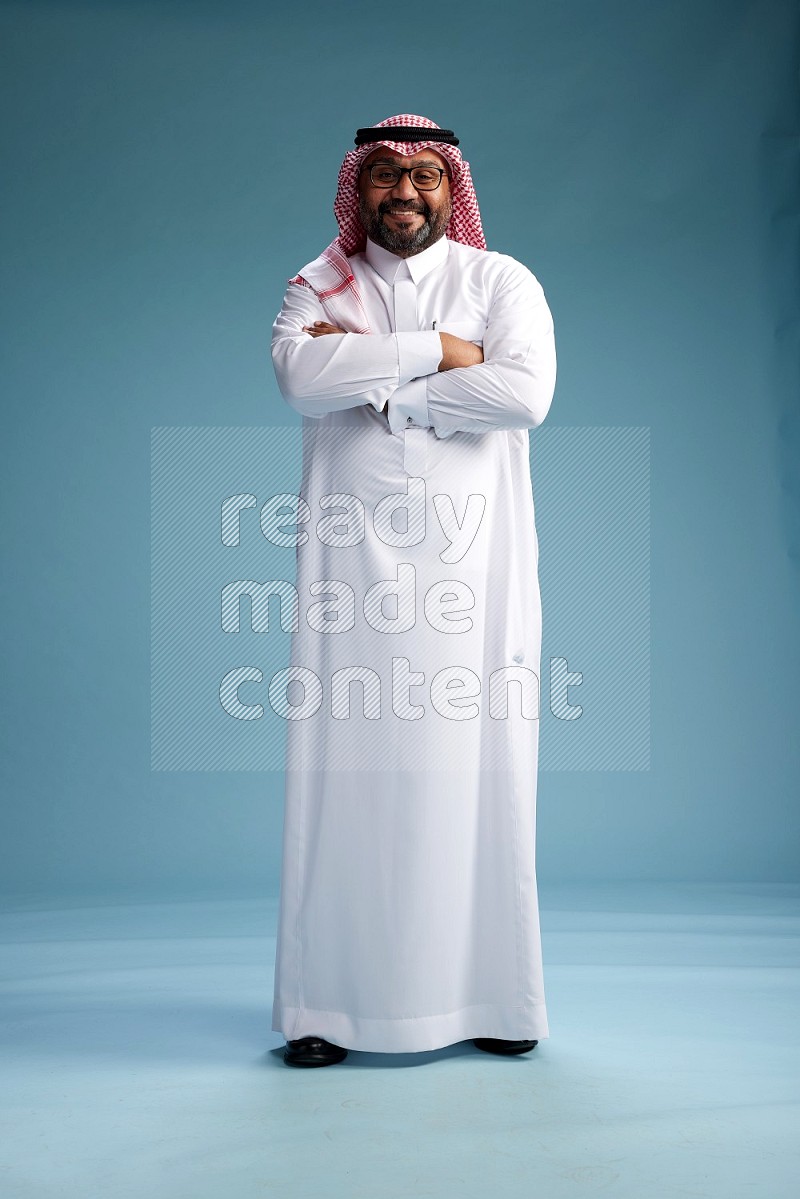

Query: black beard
left=358, top=195, right=452, bottom=257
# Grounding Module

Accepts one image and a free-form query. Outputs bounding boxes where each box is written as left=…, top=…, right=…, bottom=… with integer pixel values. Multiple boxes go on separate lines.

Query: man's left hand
left=303, top=321, right=347, bottom=336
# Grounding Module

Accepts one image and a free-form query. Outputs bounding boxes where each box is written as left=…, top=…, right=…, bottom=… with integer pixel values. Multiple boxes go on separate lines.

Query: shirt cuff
left=388, top=377, right=430, bottom=434
left=396, top=331, right=443, bottom=385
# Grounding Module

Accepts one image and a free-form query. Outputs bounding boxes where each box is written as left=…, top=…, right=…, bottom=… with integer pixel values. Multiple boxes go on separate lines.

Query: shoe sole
left=473, top=1038, right=538, bottom=1056
left=284, top=1050, right=348, bottom=1067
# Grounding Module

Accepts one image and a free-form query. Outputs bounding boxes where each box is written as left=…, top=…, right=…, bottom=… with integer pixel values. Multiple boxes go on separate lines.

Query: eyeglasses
left=360, top=164, right=449, bottom=191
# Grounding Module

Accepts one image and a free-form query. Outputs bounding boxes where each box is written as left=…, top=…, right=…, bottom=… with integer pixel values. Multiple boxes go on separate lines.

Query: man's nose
left=389, top=172, right=419, bottom=201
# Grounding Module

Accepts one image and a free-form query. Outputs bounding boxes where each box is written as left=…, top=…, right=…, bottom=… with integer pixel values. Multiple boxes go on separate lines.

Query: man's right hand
left=437, top=332, right=484, bottom=372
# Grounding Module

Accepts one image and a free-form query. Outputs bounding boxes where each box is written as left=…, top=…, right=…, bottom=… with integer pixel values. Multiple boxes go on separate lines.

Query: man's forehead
left=361, top=147, right=449, bottom=170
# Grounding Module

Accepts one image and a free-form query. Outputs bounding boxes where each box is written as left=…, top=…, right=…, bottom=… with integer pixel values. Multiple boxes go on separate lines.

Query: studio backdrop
left=1, top=0, right=797, bottom=900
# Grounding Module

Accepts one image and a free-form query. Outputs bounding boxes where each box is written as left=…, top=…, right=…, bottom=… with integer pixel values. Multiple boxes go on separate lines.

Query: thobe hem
left=271, top=1000, right=550, bottom=1054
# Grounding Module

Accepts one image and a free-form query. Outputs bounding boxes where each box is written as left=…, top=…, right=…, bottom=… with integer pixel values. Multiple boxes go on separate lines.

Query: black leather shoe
left=473, top=1038, right=538, bottom=1056
left=283, top=1035, right=348, bottom=1067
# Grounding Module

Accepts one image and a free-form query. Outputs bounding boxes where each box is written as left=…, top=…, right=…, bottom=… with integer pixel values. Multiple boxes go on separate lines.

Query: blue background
left=2, top=0, right=798, bottom=900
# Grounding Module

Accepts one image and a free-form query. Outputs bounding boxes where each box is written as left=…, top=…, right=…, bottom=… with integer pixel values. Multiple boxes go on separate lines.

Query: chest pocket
left=437, top=319, right=487, bottom=346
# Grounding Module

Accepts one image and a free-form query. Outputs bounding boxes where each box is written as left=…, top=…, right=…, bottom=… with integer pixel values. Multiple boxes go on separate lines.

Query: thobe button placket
left=394, top=268, right=427, bottom=476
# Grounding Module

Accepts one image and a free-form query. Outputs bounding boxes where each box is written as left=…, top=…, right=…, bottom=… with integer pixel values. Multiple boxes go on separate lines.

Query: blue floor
left=0, top=882, right=797, bottom=1198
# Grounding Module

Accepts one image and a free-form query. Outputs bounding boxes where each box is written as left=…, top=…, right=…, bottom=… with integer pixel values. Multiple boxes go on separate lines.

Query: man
left=270, top=114, right=556, bottom=1068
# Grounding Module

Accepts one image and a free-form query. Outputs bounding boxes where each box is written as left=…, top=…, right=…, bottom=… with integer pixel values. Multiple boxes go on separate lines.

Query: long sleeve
left=408, top=261, right=557, bottom=439
left=271, top=281, right=442, bottom=419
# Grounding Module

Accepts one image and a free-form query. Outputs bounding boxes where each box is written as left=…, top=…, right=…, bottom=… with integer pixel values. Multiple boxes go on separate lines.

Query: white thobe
left=270, top=234, right=556, bottom=1052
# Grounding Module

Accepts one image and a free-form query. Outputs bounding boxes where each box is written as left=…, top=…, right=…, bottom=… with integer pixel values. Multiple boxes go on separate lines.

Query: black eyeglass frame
left=359, top=164, right=450, bottom=191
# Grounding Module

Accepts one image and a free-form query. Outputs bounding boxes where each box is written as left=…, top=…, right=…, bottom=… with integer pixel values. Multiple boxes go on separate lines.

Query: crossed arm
left=270, top=261, right=556, bottom=437
left=305, top=320, right=484, bottom=372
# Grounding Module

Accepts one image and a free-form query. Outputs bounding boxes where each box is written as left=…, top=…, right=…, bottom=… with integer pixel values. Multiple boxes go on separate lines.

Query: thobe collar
left=364, top=234, right=450, bottom=285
